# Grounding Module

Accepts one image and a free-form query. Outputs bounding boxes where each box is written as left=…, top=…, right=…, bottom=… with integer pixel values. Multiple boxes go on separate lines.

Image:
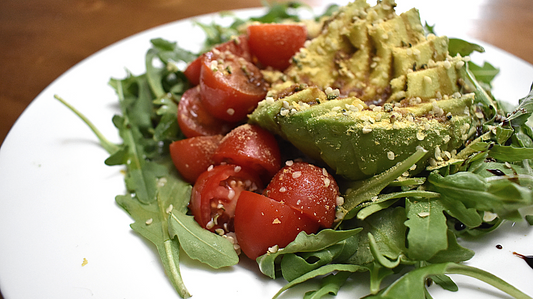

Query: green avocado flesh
left=250, top=88, right=477, bottom=180
left=249, top=0, right=480, bottom=180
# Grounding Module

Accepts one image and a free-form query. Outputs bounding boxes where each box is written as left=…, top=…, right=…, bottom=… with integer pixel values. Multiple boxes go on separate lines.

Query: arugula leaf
left=489, top=144, right=533, bottom=161
left=281, top=248, right=340, bottom=282
left=427, top=230, right=474, bottom=264
left=279, top=233, right=360, bottom=282
left=347, top=207, right=408, bottom=266
left=429, top=272, right=458, bottom=292
left=146, top=39, right=196, bottom=99
left=357, top=190, right=439, bottom=220
left=366, top=261, right=396, bottom=295
left=507, top=86, right=533, bottom=126
left=428, top=171, right=533, bottom=221
left=168, top=211, right=239, bottom=269
left=448, top=38, right=485, bottom=57
left=424, top=22, right=436, bottom=35
left=110, top=79, right=168, bottom=204
left=115, top=167, right=192, bottom=298
left=194, top=18, right=243, bottom=53
left=367, top=233, right=405, bottom=269
left=272, top=264, right=366, bottom=299
left=405, top=198, right=448, bottom=261
left=341, top=147, right=428, bottom=219
left=250, top=1, right=309, bottom=23
left=468, top=61, right=499, bottom=87
left=437, top=192, right=482, bottom=228
left=53, top=95, right=119, bottom=155
left=365, top=262, right=532, bottom=299
left=303, top=271, right=352, bottom=299
left=257, top=228, right=362, bottom=279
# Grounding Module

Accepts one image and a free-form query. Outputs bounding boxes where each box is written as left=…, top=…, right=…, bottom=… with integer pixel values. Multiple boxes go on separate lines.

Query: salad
left=55, top=0, right=533, bottom=298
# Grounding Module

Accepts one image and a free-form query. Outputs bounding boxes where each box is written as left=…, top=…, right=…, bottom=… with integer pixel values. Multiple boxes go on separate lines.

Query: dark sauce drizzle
left=513, top=252, right=533, bottom=269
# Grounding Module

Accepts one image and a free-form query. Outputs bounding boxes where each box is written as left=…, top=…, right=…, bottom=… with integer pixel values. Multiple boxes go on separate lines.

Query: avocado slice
left=250, top=88, right=478, bottom=180
left=269, top=0, right=427, bottom=103
left=250, top=0, right=480, bottom=180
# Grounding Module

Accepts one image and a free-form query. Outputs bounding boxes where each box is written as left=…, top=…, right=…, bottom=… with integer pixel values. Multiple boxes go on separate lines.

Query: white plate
left=1, top=3, right=532, bottom=299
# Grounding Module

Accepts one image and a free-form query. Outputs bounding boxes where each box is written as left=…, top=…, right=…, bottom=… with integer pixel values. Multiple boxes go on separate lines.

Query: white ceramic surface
left=1, top=4, right=532, bottom=299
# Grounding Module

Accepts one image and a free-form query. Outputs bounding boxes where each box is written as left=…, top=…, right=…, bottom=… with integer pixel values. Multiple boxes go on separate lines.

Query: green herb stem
left=54, top=94, right=119, bottom=154
left=446, top=263, right=532, bottom=299
left=163, top=239, right=191, bottom=298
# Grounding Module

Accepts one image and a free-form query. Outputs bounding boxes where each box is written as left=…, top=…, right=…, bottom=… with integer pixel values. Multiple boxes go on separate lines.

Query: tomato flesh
left=189, top=164, right=263, bottom=233
left=169, top=135, right=223, bottom=183
left=199, top=49, right=267, bottom=122
left=213, top=124, right=281, bottom=183
left=183, top=35, right=252, bottom=88
left=265, top=162, right=339, bottom=228
left=247, top=23, right=307, bottom=70
left=177, top=85, right=235, bottom=138
left=234, top=190, right=319, bottom=260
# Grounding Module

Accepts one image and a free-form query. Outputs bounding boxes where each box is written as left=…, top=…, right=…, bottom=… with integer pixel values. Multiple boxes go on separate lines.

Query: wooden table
left=0, top=0, right=532, bottom=295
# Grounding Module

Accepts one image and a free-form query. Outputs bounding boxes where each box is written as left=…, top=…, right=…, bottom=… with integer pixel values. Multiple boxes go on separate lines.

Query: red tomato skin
left=184, top=57, right=202, bottom=86
left=247, top=23, right=307, bottom=70
left=177, top=85, right=235, bottom=138
left=211, top=35, right=253, bottom=62
left=265, top=162, right=339, bottom=228
left=213, top=124, right=281, bottom=183
left=234, top=191, right=319, bottom=260
left=199, top=50, right=267, bottom=123
left=183, top=36, right=252, bottom=87
left=169, top=135, right=223, bottom=183
left=189, top=165, right=263, bottom=233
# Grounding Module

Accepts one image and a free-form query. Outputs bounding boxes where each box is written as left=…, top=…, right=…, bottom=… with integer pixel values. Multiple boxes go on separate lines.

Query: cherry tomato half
left=247, top=23, right=307, bottom=70
left=199, top=49, right=267, bottom=122
left=177, top=85, right=235, bottom=138
left=213, top=124, right=281, bottom=183
left=234, top=191, right=319, bottom=260
left=189, top=164, right=263, bottom=233
left=183, top=57, right=202, bottom=86
left=183, top=35, right=252, bottom=87
left=265, top=162, right=339, bottom=228
left=169, top=135, right=223, bottom=183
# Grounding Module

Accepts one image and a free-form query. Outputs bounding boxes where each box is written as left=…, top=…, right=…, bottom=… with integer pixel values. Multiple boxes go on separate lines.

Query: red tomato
left=213, top=124, right=281, bottom=183
left=199, top=49, right=267, bottom=122
left=247, top=23, right=307, bottom=70
left=265, top=162, right=339, bottom=228
left=234, top=191, right=319, bottom=260
left=183, top=35, right=252, bottom=87
left=189, top=164, right=263, bottom=233
left=177, top=85, right=235, bottom=138
left=169, top=135, right=223, bottom=183
left=183, top=57, right=202, bottom=86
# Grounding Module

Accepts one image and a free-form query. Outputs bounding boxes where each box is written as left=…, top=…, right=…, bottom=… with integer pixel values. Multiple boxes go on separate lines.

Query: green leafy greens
left=55, top=2, right=533, bottom=299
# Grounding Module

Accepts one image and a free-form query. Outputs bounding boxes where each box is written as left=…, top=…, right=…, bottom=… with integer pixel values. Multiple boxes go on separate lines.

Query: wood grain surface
left=0, top=0, right=532, bottom=295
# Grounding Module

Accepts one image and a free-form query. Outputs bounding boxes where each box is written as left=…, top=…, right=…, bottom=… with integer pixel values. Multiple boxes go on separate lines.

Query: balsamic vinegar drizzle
left=513, top=252, right=533, bottom=269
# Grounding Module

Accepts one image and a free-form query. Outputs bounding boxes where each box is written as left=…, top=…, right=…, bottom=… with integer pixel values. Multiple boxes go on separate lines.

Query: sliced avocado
left=250, top=0, right=480, bottom=181
left=390, top=55, right=468, bottom=101
left=250, top=89, right=478, bottom=180
left=392, top=35, right=449, bottom=77
left=268, top=0, right=429, bottom=103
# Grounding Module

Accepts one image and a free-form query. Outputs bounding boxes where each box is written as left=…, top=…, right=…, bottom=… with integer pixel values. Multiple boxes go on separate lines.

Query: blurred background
left=0, top=0, right=532, bottom=297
